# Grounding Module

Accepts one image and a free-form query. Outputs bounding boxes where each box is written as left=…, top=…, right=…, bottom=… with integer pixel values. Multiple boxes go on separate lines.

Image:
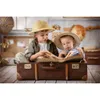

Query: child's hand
left=65, top=51, right=74, bottom=58
left=44, top=51, right=52, bottom=55
left=31, top=51, right=53, bottom=61
left=76, top=47, right=85, bottom=58
left=43, top=51, right=53, bottom=58
left=59, top=51, right=66, bottom=58
left=37, top=51, right=47, bottom=56
left=37, top=51, right=51, bottom=58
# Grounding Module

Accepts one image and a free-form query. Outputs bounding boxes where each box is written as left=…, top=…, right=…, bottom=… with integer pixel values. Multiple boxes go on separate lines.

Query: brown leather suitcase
left=35, top=62, right=68, bottom=80
left=85, top=51, right=100, bottom=65
left=17, top=63, right=35, bottom=80
left=68, top=62, right=87, bottom=80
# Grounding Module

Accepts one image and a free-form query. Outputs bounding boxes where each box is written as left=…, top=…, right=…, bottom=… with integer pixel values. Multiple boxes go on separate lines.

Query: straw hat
left=54, top=32, right=80, bottom=50
left=29, top=20, right=55, bottom=35
left=52, top=24, right=61, bottom=30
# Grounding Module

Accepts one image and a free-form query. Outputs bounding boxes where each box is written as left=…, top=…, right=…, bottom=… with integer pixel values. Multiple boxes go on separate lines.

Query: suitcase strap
left=65, top=64, right=68, bottom=80
left=35, top=64, right=38, bottom=80
left=41, top=62, right=64, bottom=70
left=41, top=66, right=57, bottom=70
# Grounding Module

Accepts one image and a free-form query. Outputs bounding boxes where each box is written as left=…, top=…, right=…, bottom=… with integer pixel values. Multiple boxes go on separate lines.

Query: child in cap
left=15, top=20, right=58, bottom=63
left=54, top=32, right=85, bottom=59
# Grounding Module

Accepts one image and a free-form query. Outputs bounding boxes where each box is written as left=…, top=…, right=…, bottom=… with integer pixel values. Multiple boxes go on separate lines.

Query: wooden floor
left=0, top=65, right=100, bottom=83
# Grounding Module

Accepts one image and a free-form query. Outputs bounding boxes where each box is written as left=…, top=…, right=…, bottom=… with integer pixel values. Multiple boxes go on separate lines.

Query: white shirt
left=39, top=42, right=48, bottom=51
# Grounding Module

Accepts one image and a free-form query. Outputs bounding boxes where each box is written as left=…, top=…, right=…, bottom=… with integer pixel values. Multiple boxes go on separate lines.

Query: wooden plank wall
left=0, top=34, right=3, bottom=53
left=2, top=36, right=33, bottom=57
left=0, top=35, right=2, bottom=53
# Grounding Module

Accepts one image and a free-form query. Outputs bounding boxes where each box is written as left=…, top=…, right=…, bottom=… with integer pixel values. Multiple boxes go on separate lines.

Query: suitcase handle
left=40, top=62, right=55, bottom=67
left=87, top=57, right=100, bottom=60
left=40, top=62, right=63, bottom=70
left=41, top=66, right=57, bottom=70
left=80, top=59, right=87, bottom=63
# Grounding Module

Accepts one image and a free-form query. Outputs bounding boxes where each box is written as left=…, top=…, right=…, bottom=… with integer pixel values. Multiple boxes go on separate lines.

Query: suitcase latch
left=24, top=64, right=32, bottom=69
left=50, top=62, right=53, bottom=67
left=72, top=64, right=79, bottom=69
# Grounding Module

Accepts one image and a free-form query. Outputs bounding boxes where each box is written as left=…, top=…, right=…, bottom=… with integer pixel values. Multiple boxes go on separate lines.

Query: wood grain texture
left=45, top=80, right=56, bottom=83
left=0, top=66, right=16, bottom=83
left=85, top=67, right=95, bottom=83
left=35, top=80, right=46, bottom=83
left=89, top=70, right=100, bottom=83
left=56, top=81, right=66, bottom=83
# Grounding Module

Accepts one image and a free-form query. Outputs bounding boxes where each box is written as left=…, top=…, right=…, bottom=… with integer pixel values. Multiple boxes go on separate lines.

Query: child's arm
left=76, top=47, right=87, bottom=63
left=76, top=47, right=85, bottom=58
left=30, top=51, right=46, bottom=61
left=25, top=41, right=46, bottom=61
left=65, top=49, right=79, bottom=58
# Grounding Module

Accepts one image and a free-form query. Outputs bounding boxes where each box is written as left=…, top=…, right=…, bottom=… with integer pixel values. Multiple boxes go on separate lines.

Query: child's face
left=35, top=30, right=49, bottom=43
left=60, top=36, right=74, bottom=50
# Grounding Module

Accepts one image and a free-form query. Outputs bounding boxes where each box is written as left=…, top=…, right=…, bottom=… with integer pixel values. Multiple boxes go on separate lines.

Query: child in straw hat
left=15, top=20, right=58, bottom=63
left=54, top=32, right=85, bottom=59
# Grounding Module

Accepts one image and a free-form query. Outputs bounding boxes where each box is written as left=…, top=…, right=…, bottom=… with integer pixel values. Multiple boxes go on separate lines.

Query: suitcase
left=17, top=61, right=87, bottom=81
left=68, top=62, right=87, bottom=80
left=35, top=62, right=68, bottom=80
left=85, top=51, right=100, bottom=65
left=17, top=63, right=35, bottom=80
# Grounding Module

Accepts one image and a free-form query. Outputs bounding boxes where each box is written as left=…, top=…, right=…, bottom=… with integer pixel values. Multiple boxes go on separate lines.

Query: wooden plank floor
left=0, top=65, right=100, bottom=83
